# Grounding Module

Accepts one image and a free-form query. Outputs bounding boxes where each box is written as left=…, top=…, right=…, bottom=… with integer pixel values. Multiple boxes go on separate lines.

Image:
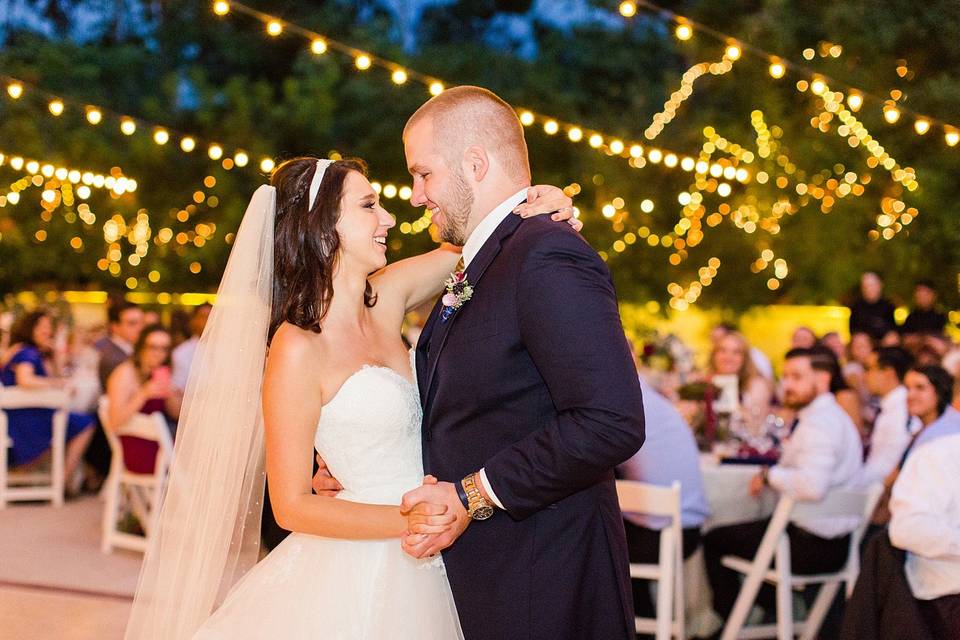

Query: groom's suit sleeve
left=482, top=225, right=645, bottom=521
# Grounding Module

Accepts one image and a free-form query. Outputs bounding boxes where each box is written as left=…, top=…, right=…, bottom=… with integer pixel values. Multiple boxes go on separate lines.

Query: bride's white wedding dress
left=193, top=359, right=464, bottom=639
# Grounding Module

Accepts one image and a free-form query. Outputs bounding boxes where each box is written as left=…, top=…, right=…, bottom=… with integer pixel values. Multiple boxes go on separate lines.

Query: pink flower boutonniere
left=440, top=269, right=473, bottom=323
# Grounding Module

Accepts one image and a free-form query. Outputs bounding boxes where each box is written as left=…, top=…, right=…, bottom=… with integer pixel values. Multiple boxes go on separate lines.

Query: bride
left=123, top=156, right=576, bottom=639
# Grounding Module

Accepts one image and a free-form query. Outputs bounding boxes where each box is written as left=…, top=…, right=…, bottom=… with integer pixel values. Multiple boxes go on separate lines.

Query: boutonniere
left=440, top=268, right=473, bottom=323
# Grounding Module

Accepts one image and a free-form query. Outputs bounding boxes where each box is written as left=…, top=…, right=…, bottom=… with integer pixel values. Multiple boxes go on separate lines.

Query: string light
left=85, top=107, right=103, bottom=125
left=618, top=2, right=637, bottom=18
left=212, top=1, right=230, bottom=16
left=120, top=118, right=137, bottom=135
left=946, top=129, right=960, bottom=147
left=615, top=0, right=958, bottom=144
left=266, top=20, right=283, bottom=36
left=310, top=38, right=327, bottom=55
left=7, top=82, right=23, bottom=99
left=153, top=128, right=170, bottom=145
left=211, top=2, right=707, bottom=174
left=914, top=119, right=930, bottom=135
left=48, top=99, right=64, bottom=116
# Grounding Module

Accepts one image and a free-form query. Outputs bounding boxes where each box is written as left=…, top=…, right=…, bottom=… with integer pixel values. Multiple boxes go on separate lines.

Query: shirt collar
left=461, top=188, right=529, bottom=268
left=110, top=336, right=134, bottom=355
left=880, top=384, right=907, bottom=409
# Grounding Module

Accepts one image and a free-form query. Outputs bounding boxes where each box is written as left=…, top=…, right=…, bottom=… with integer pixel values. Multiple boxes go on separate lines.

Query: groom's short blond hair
left=404, top=86, right=531, bottom=182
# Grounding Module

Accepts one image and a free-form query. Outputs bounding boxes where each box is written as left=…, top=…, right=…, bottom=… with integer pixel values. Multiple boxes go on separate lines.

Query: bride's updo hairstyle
left=268, top=156, right=377, bottom=342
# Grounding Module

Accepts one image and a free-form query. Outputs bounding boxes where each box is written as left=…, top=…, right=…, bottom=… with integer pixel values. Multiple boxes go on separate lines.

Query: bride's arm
left=263, top=328, right=454, bottom=539
left=370, top=185, right=576, bottom=314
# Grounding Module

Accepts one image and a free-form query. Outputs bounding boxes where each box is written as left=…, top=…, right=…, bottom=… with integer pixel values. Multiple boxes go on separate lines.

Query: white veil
left=124, top=185, right=276, bottom=639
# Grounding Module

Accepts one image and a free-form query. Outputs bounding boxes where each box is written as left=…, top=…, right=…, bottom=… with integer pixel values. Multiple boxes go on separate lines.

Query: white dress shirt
left=767, top=393, right=864, bottom=538
left=464, top=187, right=530, bottom=511
left=618, top=381, right=709, bottom=529
left=171, top=337, right=199, bottom=391
left=889, top=433, right=960, bottom=600
left=857, top=385, right=916, bottom=487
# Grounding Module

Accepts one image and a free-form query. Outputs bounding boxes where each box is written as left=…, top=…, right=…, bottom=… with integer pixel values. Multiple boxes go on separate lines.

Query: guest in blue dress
left=1, top=310, right=95, bottom=484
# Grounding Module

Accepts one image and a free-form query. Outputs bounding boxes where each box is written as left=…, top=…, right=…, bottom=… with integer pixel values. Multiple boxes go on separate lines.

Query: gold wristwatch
left=461, top=473, right=495, bottom=521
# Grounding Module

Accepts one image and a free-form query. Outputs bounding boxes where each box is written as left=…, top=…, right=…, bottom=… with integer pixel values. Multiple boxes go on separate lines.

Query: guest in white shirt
left=703, top=347, right=863, bottom=621
left=857, top=347, right=916, bottom=487
left=171, top=303, right=211, bottom=392
left=889, top=431, right=960, bottom=637
left=618, top=381, right=710, bottom=620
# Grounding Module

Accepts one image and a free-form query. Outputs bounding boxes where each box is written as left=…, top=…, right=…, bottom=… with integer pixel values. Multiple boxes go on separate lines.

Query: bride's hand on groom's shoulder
left=513, top=185, right=583, bottom=232
left=399, top=478, right=470, bottom=559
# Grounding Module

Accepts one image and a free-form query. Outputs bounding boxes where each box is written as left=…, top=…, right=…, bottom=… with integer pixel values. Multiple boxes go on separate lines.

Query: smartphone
left=151, top=366, right=172, bottom=396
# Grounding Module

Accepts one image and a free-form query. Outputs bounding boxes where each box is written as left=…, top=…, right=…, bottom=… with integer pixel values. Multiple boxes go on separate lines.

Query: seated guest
left=814, top=345, right=865, bottom=434
left=709, top=331, right=773, bottom=426
left=710, top=323, right=774, bottom=382
left=821, top=331, right=846, bottom=363
left=0, top=310, right=95, bottom=489
left=843, top=331, right=877, bottom=417
left=888, top=431, right=960, bottom=638
left=105, top=325, right=181, bottom=474
left=703, top=348, right=863, bottom=621
left=900, top=280, right=947, bottom=338
left=869, top=365, right=960, bottom=527
left=858, top=347, right=916, bottom=487
left=790, top=326, right=818, bottom=350
left=96, top=300, right=144, bottom=391
left=618, top=381, right=710, bottom=621
left=171, top=303, right=211, bottom=392
left=905, top=366, right=960, bottom=449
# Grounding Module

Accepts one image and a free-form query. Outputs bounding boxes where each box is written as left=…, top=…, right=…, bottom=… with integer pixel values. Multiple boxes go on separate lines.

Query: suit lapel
left=415, top=299, right=442, bottom=407
left=422, top=213, right=524, bottom=410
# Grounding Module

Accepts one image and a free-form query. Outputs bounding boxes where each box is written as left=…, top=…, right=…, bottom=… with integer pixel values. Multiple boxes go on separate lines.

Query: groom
left=398, top=86, right=645, bottom=640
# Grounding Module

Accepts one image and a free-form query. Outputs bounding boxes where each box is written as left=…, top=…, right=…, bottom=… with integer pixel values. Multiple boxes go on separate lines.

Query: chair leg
left=775, top=536, right=793, bottom=640
left=799, top=582, right=839, bottom=640
left=101, top=473, right=120, bottom=553
left=657, top=536, right=676, bottom=640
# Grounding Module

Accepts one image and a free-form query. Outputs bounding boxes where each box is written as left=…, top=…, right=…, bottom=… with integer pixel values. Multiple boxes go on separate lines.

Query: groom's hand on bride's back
left=311, top=453, right=343, bottom=496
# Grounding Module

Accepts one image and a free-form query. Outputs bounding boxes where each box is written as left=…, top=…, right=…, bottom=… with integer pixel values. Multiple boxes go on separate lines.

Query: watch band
left=456, top=479, right=470, bottom=511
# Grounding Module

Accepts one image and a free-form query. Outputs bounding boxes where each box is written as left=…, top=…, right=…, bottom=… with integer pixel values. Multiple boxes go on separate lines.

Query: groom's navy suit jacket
left=416, top=212, right=645, bottom=640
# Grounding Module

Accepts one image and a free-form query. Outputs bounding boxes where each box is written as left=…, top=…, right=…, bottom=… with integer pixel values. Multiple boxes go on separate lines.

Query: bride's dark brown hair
left=268, top=157, right=377, bottom=342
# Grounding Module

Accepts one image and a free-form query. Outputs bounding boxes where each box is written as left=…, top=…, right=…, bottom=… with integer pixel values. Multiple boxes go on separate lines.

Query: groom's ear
left=463, top=145, right=490, bottom=182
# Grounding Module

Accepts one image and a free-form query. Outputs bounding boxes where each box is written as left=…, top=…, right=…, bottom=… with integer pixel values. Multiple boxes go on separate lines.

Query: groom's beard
left=437, top=169, right=474, bottom=246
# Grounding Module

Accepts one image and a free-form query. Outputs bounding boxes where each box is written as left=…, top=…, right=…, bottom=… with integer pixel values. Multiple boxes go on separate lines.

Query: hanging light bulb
left=429, top=82, right=444, bottom=96
left=86, top=108, right=103, bottom=125
left=913, top=119, right=931, bottom=135
left=883, top=104, right=901, bottom=124
left=153, top=128, right=170, bottom=145
left=212, top=1, right=230, bottom=16
left=180, top=137, right=196, bottom=152
left=618, top=1, right=637, bottom=17
left=391, top=69, right=408, bottom=85
left=945, top=129, right=960, bottom=147
left=266, top=20, right=283, bottom=36
left=768, top=60, right=785, bottom=79
left=7, top=82, right=24, bottom=99
left=519, top=111, right=535, bottom=126
left=543, top=120, right=559, bottom=135
left=568, top=127, right=583, bottom=142
left=355, top=54, right=372, bottom=70
left=311, top=38, right=327, bottom=55
left=725, top=43, right=742, bottom=60
left=675, top=23, right=693, bottom=41
left=847, top=92, right=863, bottom=111
left=49, top=100, right=65, bottom=116
left=120, top=118, right=136, bottom=135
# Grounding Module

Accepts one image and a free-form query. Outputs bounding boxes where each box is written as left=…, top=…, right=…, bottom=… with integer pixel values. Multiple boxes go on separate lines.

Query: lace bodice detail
left=313, top=358, right=423, bottom=505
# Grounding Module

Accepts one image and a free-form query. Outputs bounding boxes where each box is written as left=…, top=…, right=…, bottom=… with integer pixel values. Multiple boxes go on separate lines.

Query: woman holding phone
left=105, top=324, right=181, bottom=474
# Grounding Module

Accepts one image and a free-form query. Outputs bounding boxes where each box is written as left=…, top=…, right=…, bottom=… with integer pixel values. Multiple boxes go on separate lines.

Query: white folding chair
left=719, top=484, right=883, bottom=640
left=0, top=386, right=71, bottom=508
left=98, top=396, right=173, bottom=553
left=617, top=480, right=686, bottom=640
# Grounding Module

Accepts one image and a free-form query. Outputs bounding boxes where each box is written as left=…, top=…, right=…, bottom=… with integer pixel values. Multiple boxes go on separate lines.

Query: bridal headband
left=308, top=159, right=334, bottom=210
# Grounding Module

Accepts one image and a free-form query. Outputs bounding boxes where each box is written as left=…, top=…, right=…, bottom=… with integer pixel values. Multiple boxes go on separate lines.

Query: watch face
left=471, top=505, right=494, bottom=521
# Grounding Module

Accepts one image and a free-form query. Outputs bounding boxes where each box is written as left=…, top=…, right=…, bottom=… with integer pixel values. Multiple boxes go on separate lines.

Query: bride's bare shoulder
left=267, top=322, right=329, bottom=373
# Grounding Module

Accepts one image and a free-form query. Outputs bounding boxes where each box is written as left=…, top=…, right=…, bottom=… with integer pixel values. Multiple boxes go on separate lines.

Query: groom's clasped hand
left=400, top=477, right=471, bottom=559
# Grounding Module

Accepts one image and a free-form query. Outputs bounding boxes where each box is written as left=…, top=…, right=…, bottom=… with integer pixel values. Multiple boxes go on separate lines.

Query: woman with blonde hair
left=709, top=331, right=774, bottom=428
